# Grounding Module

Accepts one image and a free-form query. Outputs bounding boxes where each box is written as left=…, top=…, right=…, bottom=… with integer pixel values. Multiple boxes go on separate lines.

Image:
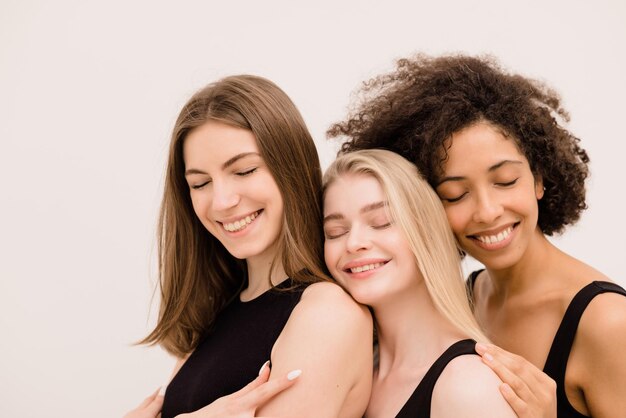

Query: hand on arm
left=124, top=362, right=301, bottom=418
left=474, top=343, right=556, bottom=418
left=178, top=362, right=301, bottom=418
left=256, top=282, right=374, bottom=418
left=124, top=387, right=164, bottom=418
left=433, top=355, right=517, bottom=418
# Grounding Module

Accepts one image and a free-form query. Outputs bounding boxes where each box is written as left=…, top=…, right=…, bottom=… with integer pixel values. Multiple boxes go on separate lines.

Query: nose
left=345, top=224, right=372, bottom=253
left=472, top=189, right=503, bottom=224
left=211, top=178, right=240, bottom=212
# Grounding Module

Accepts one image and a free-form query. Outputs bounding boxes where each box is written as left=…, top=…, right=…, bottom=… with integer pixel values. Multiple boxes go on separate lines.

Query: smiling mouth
left=470, top=223, right=519, bottom=245
left=221, top=210, right=261, bottom=232
left=344, top=261, right=388, bottom=274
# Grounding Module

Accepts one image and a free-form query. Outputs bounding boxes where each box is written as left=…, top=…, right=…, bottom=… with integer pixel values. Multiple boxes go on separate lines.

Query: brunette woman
left=126, top=75, right=373, bottom=418
left=331, top=54, right=626, bottom=417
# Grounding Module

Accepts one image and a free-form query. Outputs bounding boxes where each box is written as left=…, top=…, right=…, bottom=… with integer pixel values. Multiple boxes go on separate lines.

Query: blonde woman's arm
left=256, top=281, right=374, bottom=418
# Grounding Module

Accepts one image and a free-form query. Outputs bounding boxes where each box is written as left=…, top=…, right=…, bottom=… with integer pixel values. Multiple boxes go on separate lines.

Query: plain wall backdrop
left=1, top=1, right=625, bottom=417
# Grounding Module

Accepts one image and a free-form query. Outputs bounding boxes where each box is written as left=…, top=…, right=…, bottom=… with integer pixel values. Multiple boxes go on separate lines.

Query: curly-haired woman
left=331, top=54, right=626, bottom=417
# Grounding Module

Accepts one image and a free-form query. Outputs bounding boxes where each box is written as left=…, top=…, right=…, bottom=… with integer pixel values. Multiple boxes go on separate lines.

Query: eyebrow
left=436, top=159, right=523, bottom=186
left=185, top=152, right=260, bottom=176
left=323, top=201, right=386, bottom=224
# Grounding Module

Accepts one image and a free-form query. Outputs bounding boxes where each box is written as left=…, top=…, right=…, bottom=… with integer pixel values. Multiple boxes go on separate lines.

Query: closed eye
left=372, top=222, right=391, bottom=229
left=191, top=180, right=212, bottom=190
left=442, top=192, right=467, bottom=203
left=496, top=178, right=519, bottom=187
left=237, top=167, right=258, bottom=177
left=325, top=229, right=348, bottom=240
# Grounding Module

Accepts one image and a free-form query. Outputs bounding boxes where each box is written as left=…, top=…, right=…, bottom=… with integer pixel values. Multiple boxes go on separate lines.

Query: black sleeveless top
left=161, top=279, right=306, bottom=418
left=395, top=339, right=477, bottom=418
left=468, top=271, right=626, bottom=418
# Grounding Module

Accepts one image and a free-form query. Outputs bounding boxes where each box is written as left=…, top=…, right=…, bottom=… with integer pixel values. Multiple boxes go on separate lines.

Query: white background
left=1, top=1, right=625, bottom=417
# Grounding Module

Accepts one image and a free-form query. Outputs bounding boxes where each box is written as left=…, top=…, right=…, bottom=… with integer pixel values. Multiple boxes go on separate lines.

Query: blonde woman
left=322, top=149, right=515, bottom=417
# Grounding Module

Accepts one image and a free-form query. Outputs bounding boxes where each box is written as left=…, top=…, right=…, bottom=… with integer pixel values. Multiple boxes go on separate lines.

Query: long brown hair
left=142, top=75, right=330, bottom=357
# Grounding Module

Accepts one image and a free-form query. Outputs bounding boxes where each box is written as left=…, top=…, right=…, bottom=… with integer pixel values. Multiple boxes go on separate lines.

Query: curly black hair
left=329, top=54, right=590, bottom=236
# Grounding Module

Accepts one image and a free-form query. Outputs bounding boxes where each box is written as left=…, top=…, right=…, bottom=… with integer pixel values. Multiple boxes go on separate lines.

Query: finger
left=479, top=344, right=544, bottom=382
left=478, top=348, right=536, bottom=404
left=137, top=387, right=162, bottom=408
left=144, top=393, right=164, bottom=417
left=240, top=369, right=302, bottom=409
left=230, top=361, right=272, bottom=399
left=500, top=383, right=531, bottom=417
left=476, top=343, right=544, bottom=388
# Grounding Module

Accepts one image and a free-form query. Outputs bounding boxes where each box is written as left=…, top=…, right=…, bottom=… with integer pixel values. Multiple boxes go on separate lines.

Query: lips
left=468, top=222, right=519, bottom=249
left=342, top=258, right=389, bottom=274
left=219, top=210, right=262, bottom=233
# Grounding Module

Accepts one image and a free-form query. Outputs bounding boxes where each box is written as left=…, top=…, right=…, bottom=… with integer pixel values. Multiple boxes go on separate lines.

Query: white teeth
left=223, top=211, right=258, bottom=232
left=476, top=226, right=512, bottom=244
left=349, top=262, right=384, bottom=273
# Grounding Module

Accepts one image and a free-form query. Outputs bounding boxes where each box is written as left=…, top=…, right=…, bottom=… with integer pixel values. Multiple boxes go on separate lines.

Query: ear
left=534, top=175, right=544, bottom=200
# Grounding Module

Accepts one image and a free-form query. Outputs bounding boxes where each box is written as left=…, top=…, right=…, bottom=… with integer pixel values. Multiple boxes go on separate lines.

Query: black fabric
left=395, top=339, right=477, bottom=418
left=543, top=281, right=626, bottom=418
left=468, top=270, right=626, bottom=418
left=161, top=279, right=306, bottom=418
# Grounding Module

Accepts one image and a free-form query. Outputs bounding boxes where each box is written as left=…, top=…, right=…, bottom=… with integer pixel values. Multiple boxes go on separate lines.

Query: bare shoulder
left=572, top=283, right=626, bottom=415
left=577, top=284, right=626, bottom=355
left=431, top=354, right=516, bottom=418
left=259, top=281, right=374, bottom=417
left=297, top=281, right=372, bottom=325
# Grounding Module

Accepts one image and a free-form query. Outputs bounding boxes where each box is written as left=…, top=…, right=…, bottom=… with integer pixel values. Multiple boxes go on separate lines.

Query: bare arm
left=256, top=282, right=374, bottom=418
left=576, top=292, right=626, bottom=417
left=475, top=343, right=556, bottom=418
left=432, top=354, right=517, bottom=418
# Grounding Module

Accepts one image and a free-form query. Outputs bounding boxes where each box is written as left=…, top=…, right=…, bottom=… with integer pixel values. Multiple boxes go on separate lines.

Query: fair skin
left=323, top=172, right=516, bottom=418
left=435, top=121, right=626, bottom=417
left=126, top=121, right=373, bottom=418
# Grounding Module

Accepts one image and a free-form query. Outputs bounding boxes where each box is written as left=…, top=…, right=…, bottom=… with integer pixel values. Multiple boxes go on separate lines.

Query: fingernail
left=483, top=352, right=494, bottom=362
left=287, top=369, right=302, bottom=381
left=258, top=360, right=270, bottom=376
left=158, top=386, right=166, bottom=396
left=475, top=342, right=487, bottom=353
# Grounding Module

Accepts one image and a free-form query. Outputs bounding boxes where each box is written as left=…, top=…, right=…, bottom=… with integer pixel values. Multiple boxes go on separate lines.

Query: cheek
left=190, top=194, right=207, bottom=219
left=324, top=242, right=338, bottom=271
left=443, top=206, right=466, bottom=238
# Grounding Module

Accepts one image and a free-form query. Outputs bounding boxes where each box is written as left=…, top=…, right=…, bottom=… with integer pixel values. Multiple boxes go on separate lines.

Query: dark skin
left=437, top=122, right=626, bottom=417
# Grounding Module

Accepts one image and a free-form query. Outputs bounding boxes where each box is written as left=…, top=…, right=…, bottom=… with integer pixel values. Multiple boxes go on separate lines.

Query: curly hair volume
left=329, top=54, right=590, bottom=235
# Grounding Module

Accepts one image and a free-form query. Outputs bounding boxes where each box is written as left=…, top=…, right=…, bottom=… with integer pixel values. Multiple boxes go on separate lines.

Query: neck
left=485, top=227, right=559, bottom=298
left=241, top=247, right=287, bottom=301
left=372, top=280, right=464, bottom=380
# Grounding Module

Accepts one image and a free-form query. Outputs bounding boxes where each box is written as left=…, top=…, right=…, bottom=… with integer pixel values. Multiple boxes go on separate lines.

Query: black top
left=161, top=279, right=306, bottom=418
left=395, top=339, right=477, bottom=418
left=468, top=271, right=626, bottom=418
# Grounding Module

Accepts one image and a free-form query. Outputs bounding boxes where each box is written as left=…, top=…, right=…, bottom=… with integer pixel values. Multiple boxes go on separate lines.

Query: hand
left=124, top=387, right=164, bottom=418
left=475, top=343, right=556, bottom=418
left=180, top=361, right=302, bottom=418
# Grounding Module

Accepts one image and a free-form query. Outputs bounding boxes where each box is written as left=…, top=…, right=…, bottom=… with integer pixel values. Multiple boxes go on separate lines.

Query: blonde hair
left=142, top=75, right=330, bottom=357
left=323, top=149, right=487, bottom=343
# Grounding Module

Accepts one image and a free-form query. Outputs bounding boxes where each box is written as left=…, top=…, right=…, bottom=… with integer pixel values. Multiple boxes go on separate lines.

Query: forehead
left=324, top=173, right=384, bottom=212
left=442, top=122, right=528, bottom=174
left=183, top=121, right=259, bottom=166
